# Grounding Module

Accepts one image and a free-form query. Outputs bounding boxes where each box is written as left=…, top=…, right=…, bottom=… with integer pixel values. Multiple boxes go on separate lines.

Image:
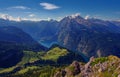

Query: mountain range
left=0, top=15, right=120, bottom=58
left=0, top=15, right=120, bottom=77
left=0, top=19, right=59, bottom=47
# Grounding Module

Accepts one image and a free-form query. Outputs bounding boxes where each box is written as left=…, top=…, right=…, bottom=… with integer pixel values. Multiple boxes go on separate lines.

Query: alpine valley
left=0, top=14, right=120, bottom=77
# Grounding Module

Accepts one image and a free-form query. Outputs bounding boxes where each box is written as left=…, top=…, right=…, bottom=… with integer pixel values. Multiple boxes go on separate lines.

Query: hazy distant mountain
left=0, top=26, right=46, bottom=51
left=0, top=19, right=59, bottom=47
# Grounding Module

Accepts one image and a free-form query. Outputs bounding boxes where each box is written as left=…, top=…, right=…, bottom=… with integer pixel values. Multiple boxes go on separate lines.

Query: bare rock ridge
left=54, top=56, right=120, bottom=77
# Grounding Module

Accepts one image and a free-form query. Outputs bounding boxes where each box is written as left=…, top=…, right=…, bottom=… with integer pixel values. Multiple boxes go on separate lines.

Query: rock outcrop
left=54, top=55, right=120, bottom=77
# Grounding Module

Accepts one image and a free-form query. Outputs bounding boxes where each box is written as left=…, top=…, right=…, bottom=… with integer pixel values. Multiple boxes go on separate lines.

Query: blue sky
left=0, top=0, right=120, bottom=21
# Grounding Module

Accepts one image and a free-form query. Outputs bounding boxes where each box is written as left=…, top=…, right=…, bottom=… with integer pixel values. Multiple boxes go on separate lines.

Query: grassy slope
left=0, top=53, right=119, bottom=77
left=16, top=66, right=38, bottom=74
left=0, top=47, right=69, bottom=75
left=42, top=47, right=69, bottom=61
left=17, top=51, right=45, bottom=66
left=0, top=51, right=45, bottom=74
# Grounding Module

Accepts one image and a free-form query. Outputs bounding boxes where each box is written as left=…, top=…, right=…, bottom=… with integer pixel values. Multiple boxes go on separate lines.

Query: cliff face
left=54, top=55, right=120, bottom=77
left=58, top=16, right=120, bottom=57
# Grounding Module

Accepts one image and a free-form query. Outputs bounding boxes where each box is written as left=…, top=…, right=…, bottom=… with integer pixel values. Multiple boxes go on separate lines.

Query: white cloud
left=47, top=17, right=51, bottom=21
left=22, top=18, right=41, bottom=21
left=57, top=17, right=63, bottom=21
left=0, top=14, right=9, bottom=20
left=22, top=17, right=52, bottom=21
left=0, top=13, right=21, bottom=21
left=0, top=13, right=50, bottom=21
left=85, top=15, right=90, bottom=20
left=29, top=14, right=36, bottom=17
left=65, top=13, right=81, bottom=19
left=40, top=2, right=60, bottom=10
left=8, top=6, right=30, bottom=10
left=71, top=13, right=81, bottom=18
